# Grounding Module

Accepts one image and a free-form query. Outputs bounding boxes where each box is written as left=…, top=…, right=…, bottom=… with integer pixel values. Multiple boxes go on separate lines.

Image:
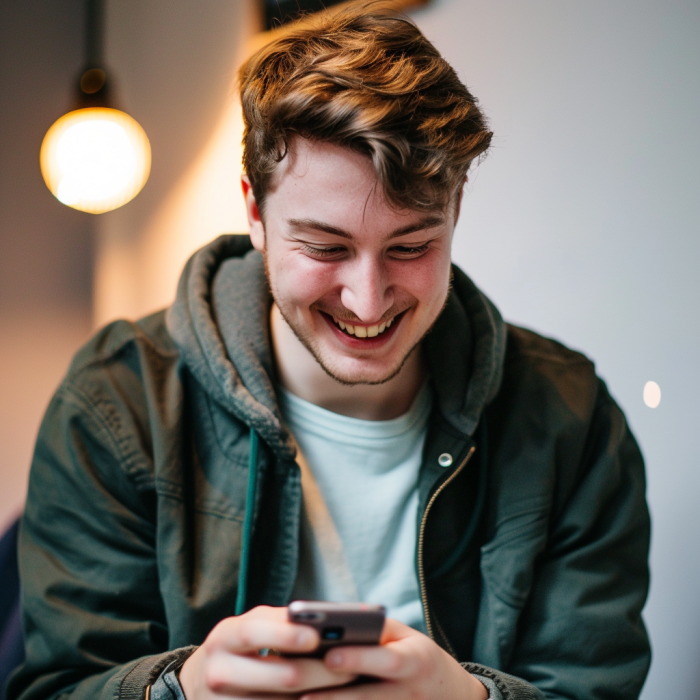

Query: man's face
left=245, top=138, right=456, bottom=385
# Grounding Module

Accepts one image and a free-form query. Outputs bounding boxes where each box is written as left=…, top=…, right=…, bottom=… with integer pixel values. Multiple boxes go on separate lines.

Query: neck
left=270, top=304, right=425, bottom=420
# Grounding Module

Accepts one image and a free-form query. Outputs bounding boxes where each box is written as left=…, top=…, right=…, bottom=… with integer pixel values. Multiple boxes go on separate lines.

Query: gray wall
left=0, top=0, right=95, bottom=532
left=413, top=1, right=700, bottom=697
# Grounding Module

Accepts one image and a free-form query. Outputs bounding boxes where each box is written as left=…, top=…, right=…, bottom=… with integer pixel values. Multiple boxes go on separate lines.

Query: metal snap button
left=438, top=453, right=453, bottom=468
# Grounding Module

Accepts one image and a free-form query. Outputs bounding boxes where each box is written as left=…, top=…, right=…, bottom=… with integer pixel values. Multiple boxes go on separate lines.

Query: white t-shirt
left=279, top=384, right=431, bottom=633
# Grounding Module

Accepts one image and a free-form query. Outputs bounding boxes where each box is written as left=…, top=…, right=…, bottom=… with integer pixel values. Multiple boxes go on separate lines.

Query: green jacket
left=9, top=236, right=650, bottom=700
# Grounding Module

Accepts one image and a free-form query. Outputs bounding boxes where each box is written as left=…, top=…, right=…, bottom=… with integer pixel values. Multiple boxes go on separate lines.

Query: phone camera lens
left=321, top=627, right=344, bottom=641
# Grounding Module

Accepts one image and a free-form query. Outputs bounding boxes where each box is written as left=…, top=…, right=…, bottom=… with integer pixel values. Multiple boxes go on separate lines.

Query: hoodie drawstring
left=235, top=429, right=259, bottom=616
left=235, top=418, right=488, bottom=605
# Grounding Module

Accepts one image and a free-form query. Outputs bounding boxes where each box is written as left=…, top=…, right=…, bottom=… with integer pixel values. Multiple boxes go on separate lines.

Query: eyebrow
left=287, top=215, right=446, bottom=241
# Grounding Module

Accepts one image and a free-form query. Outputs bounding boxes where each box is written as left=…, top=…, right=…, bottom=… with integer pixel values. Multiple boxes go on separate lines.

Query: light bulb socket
left=74, top=66, right=115, bottom=109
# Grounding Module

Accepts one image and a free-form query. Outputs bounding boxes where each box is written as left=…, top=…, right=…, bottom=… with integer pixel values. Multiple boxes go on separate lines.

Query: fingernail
left=327, top=650, right=343, bottom=667
left=297, top=629, right=314, bottom=646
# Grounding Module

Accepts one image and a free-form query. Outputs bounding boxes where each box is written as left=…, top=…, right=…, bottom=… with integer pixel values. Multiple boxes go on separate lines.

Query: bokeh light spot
left=643, top=381, right=661, bottom=408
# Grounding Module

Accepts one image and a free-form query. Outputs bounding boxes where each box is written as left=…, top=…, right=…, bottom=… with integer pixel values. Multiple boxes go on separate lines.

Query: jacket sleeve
left=488, top=379, right=650, bottom=699
left=464, top=664, right=543, bottom=700
left=8, top=380, right=196, bottom=700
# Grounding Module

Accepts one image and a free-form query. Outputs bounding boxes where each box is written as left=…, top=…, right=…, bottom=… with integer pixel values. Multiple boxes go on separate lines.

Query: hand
left=303, top=618, right=488, bottom=700
left=179, top=606, right=357, bottom=699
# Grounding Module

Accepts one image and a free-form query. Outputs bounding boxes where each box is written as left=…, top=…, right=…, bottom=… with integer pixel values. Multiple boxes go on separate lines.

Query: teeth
left=333, top=315, right=396, bottom=337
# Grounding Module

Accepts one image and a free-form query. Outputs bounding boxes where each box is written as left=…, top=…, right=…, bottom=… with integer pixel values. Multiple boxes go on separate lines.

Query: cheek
left=271, top=253, right=340, bottom=307
left=389, top=255, right=451, bottom=308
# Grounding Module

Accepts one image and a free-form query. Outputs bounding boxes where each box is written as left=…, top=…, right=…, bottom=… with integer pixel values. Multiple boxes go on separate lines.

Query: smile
left=333, top=316, right=394, bottom=338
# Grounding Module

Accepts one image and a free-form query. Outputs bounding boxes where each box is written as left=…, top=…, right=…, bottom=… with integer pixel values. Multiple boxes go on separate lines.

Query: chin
left=314, top=350, right=412, bottom=387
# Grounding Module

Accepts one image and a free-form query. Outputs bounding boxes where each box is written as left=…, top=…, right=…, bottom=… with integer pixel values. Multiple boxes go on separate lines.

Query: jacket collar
left=425, top=266, right=506, bottom=437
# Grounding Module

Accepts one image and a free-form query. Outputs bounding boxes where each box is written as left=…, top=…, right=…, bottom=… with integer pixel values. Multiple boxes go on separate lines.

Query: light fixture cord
left=85, top=0, right=105, bottom=69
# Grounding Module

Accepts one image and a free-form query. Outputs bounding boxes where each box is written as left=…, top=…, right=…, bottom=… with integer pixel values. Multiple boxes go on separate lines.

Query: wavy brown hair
left=239, top=3, right=492, bottom=214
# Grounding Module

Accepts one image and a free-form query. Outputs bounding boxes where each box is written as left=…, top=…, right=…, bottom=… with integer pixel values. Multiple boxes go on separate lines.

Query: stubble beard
left=262, top=246, right=452, bottom=387
left=274, top=296, right=420, bottom=387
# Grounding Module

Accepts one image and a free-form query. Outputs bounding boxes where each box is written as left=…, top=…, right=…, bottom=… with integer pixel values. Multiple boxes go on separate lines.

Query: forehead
left=263, top=137, right=447, bottom=237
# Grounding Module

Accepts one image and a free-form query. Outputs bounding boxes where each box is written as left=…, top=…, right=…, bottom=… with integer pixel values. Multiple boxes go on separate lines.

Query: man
left=9, top=6, right=650, bottom=700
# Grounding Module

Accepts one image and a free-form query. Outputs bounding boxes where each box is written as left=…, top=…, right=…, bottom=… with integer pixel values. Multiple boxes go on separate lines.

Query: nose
left=339, top=254, right=394, bottom=323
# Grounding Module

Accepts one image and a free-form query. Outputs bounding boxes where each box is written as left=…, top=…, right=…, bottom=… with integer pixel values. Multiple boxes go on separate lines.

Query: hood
left=424, top=266, right=506, bottom=436
left=166, top=234, right=296, bottom=458
left=166, top=235, right=506, bottom=452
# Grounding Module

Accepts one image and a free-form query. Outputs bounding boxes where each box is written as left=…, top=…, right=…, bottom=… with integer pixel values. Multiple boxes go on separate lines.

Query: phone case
left=287, top=601, right=386, bottom=656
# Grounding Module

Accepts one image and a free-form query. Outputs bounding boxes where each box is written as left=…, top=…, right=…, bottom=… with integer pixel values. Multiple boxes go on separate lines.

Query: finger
left=301, top=679, right=402, bottom=700
left=379, top=617, right=418, bottom=644
left=206, top=651, right=357, bottom=695
left=324, top=642, right=419, bottom=681
left=209, top=610, right=320, bottom=655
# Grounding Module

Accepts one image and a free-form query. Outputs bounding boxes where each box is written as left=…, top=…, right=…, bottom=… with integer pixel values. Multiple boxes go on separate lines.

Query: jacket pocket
left=480, top=503, right=548, bottom=608
left=473, top=501, right=548, bottom=668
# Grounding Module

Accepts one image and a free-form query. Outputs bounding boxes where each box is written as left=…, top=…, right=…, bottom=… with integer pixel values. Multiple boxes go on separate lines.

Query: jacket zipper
left=417, top=446, right=476, bottom=644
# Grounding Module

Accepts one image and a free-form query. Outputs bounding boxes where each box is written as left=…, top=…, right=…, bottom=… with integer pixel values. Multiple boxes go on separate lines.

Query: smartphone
left=287, top=601, right=386, bottom=656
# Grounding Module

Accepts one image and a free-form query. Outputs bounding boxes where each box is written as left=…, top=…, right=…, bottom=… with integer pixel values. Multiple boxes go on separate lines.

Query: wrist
left=178, top=646, right=203, bottom=700
left=467, top=672, right=489, bottom=700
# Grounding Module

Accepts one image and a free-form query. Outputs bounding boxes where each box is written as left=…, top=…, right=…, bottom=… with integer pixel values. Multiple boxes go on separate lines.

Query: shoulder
left=504, top=323, right=593, bottom=371
left=498, top=323, right=600, bottom=425
left=63, top=310, right=181, bottom=406
left=47, top=310, right=184, bottom=479
left=485, top=325, right=606, bottom=509
left=68, top=310, right=179, bottom=378
left=485, top=324, right=638, bottom=526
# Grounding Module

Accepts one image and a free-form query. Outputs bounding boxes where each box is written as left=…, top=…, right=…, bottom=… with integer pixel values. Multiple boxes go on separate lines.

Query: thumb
left=380, top=617, right=421, bottom=644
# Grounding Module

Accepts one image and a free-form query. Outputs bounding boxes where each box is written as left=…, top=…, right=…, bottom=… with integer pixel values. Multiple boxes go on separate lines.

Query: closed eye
left=390, top=243, right=431, bottom=258
left=300, top=244, right=347, bottom=259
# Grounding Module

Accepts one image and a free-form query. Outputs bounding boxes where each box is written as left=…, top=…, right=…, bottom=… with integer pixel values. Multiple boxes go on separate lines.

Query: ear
left=242, top=175, right=265, bottom=252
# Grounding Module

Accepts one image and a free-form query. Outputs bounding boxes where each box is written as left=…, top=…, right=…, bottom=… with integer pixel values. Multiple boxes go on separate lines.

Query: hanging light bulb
left=40, top=102, right=151, bottom=214
left=40, top=2, right=151, bottom=214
